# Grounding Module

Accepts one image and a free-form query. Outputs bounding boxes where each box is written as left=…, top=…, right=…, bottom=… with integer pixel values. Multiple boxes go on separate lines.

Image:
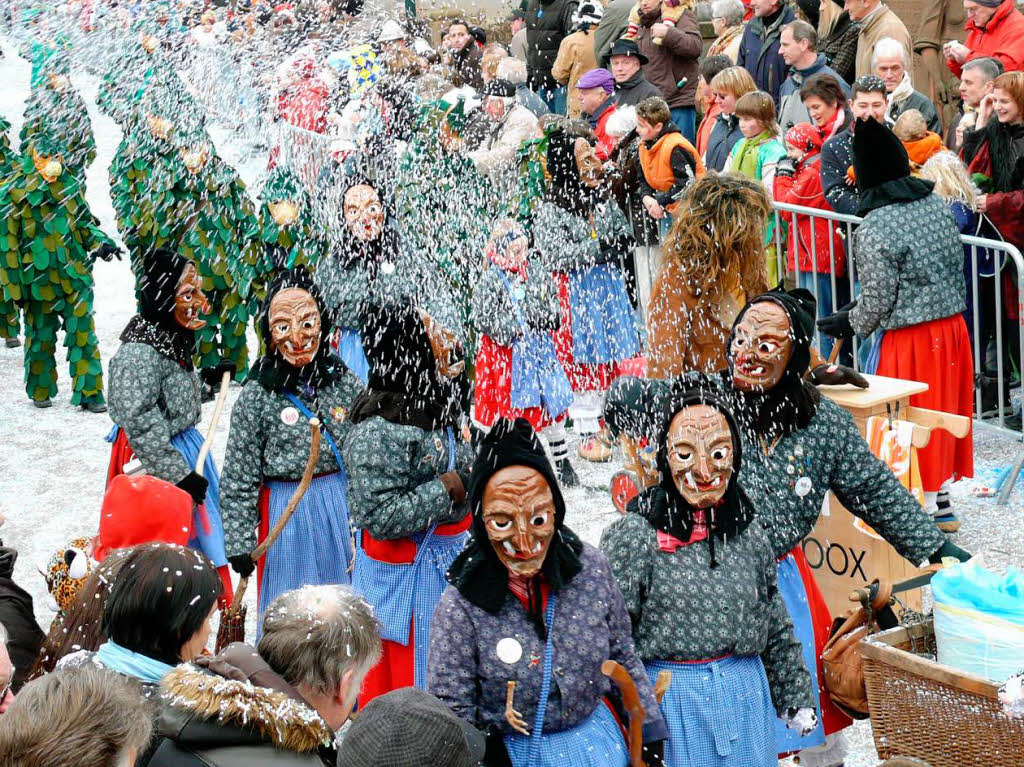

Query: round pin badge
left=795, top=476, right=812, bottom=498
left=280, top=406, right=300, bottom=426
left=513, top=286, right=526, bottom=300
left=496, top=637, right=523, bottom=665
left=380, top=261, right=396, bottom=275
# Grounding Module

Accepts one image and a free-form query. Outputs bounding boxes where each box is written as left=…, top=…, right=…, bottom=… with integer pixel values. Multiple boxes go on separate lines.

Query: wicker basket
left=861, top=618, right=1024, bottom=766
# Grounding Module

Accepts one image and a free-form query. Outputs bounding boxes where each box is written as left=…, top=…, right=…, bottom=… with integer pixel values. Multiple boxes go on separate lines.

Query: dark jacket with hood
left=524, top=0, right=579, bottom=91
left=147, top=643, right=335, bottom=767
left=614, top=67, right=663, bottom=107
left=600, top=379, right=813, bottom=715
left=737, top=2, right=797, bottom=103
left=0, top=543, right=44, bottom=691
left=820, top=127, right=858, bottom=214
left=633, top=5, right=702, bottom=108
left=704, top=111, right=743, bottom=172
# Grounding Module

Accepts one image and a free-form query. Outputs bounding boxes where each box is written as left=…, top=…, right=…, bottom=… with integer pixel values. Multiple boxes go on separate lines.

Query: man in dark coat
left=442, top=19, right=483, bottom=89
left=522, top=0, right=579, bottom=112
left=610, top=39, right=662, bottom=106
left=821, top=75, right=887, bottom=214
left=594, top=0, right=633, bottom=66
left=0, top=542, right=44, bottom=693
left=738, top=0, right=796, bottom=102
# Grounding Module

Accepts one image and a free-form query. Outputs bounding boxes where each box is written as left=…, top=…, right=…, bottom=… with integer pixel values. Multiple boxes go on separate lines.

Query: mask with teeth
left=343, top=183, right=385, bottom=242
left=482, top=465, right=556, bottom=577
left=173, top=263, right=210, bottom=330
left=666, top=404, right=735, bottom=508
left=729, top=302, right=793, bottom=392
left=269, top=287, right=322, bottom=367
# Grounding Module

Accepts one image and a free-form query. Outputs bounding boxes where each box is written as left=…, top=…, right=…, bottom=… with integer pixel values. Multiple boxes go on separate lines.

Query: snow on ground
left=1, top=35, right=1022, bottom=766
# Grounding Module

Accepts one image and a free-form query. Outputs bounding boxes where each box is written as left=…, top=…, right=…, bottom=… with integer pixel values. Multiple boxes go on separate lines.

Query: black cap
left=609, top=38, right=648, bottom=65
left=481, top=78, right=516, bottom=98
left=853, top=117, right=910, bottom=192
left=336, top=687, right=485, bottom=767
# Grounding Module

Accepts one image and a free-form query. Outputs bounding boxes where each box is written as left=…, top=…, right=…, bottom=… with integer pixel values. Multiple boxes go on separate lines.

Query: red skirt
left=473, top=335, right=564, bottom=431
left=553, top=272, right=622, bottom=392
left=875, top=315, right=974, bottom=491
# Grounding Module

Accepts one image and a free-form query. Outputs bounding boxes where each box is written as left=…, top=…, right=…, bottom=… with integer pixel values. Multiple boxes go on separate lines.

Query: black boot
left=80, top=395, right=108, bottom=414
left=556, top=457, right=579, bottom=488
left=4, top=337, right=19, bottom=348
left=33, top=397, right=52, bottom=408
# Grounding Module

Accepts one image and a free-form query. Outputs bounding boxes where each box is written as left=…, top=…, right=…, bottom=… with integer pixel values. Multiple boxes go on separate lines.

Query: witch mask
left=667, top=404, right=734, bottom=508
left=147, top=114, right=174, bottom=141
left=343, top=184, right=385, bottom=242
left=482, top=466, right=556, bottom=577
left=180, top=146, right=209, bottom=175
left=269, top=199, right=299, bottom=227
left=420, top=310, right=465, bottom=379
left=574, top=137, right=603, bottom=189
left=268, top=287, right=321, bottom=367
left=730, top=302, right=794, bottom=392
left=174, top=263, right=209, bottom=330
left=32, top=149, right=63, bottom=182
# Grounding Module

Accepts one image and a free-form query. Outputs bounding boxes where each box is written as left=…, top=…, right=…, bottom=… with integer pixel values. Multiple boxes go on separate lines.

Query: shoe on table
left=32, top=398, right=52, bottom=408
left=4, top=337, right=19, bottom=348
left=556, top=457, right=579, bottom=487
left=577, top=434, right=612, bottom=462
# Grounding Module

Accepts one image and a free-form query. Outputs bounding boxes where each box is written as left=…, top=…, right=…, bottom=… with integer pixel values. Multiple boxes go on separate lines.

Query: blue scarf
left=96, top=640, right=176, bottom=685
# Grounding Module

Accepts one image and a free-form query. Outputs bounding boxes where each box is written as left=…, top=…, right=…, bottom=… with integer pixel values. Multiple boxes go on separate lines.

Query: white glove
left=784, top=707, right=819, bottom=736
left=998, top=671, right=1024, bottom=718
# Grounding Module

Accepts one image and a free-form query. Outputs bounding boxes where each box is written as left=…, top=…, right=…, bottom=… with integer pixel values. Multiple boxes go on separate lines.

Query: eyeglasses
left=0, top=667, right=15, bottom=702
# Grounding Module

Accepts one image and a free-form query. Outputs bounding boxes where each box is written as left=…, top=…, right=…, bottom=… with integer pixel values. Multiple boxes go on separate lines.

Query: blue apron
left=567, top=263, right=639, bottom=365
left=504, top=596, right=628, bottom=767
left=350, top=427, right=466, bottom=689
left=495, top=268, right=572, bottom=419
left=336, top=327, right=369, bottom=383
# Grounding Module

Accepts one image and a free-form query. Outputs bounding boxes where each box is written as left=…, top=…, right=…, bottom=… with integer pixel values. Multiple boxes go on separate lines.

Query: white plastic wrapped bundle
left=932, top=563, right=1024, bottom=682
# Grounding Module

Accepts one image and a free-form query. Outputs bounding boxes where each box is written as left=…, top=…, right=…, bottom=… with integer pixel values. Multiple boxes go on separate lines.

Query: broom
left=216, top=417, right=322, bottom=652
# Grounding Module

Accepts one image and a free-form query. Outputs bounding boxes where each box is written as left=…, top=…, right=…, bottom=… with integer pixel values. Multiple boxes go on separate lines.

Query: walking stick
left=602, top=660, right=647, bottom=767
left=215, top=418, right=321, bottom=651
left=195, top=370, right=232, bottom=476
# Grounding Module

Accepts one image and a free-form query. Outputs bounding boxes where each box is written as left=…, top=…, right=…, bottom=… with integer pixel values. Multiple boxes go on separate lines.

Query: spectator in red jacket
left=944, top=0, right=1024, bottom=78
left=774, top=121, right=848, bottom=358
left=576, top=67, right=619, bottom=160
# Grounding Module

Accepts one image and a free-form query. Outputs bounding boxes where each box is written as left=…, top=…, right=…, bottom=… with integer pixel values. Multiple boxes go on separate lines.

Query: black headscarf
left=349, top=299, right=467, bottom=430
left=643, top=376, right=752, bottom=569
left=246, top=265, right=340, bottom=398
left=726, top=286, right=822, bottom=439
left=120, top=248, right=197, bottom=369
left=447, top=418, right=584, bottom=637
left=544, top=124, right=600, bottom=215
left=853, top=117, right=934, bottom=215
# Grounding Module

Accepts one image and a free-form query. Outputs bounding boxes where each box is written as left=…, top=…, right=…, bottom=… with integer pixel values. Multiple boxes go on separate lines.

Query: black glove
left=176, top=471, right=209, bottom=506
left=228, top=553, right=256, bottom=578
left=808, top=362, right=869, bottom=388
left=929, top=538, right=971, bottom=564
left=94, top=242, right=123, bottom=261
left=816, top=307, right=856, bottom=340
left=642, top=739, right=666, bottom=766
left=775, top=156, right=796, bottom=178
left=199, top=361, right=237, bottom=388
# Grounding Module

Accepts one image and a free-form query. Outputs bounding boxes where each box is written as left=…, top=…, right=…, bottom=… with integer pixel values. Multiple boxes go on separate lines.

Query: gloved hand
left=228, top=553, right=255, bottom=578
left=642, top=739, right=665, bottom=766
left=808, top=362, right=869, bottom=388
left=928, top=538, right=971, bottom=564
left=176, top=471, right=209, bottom=506
left=784, top=706, right=819, bottom=736
left=440, top=470, right=468, bottom=504
left=816, top=300, right=858, bottom=340
left=199, top=361, right=237, bottom=388
left=94, top=242, right=123, bottom=261
left=775, top=156, right=797, bottom=178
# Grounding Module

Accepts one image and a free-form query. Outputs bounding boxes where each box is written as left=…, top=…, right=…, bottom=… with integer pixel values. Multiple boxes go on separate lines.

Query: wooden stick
left=195, top=370, right=232, bottom=477
left=653, top=671, right=671, bottom=704
left=602, top=660, right=646, bottom=767
left=227, top=418, right=321, bottom=615
left=905, top=406, right=971, bottom=439
left=826, top=338, right=844, bottom=366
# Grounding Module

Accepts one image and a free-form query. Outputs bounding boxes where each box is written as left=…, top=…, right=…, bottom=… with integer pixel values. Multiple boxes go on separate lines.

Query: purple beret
left=577, top=67, right=615, bottom=94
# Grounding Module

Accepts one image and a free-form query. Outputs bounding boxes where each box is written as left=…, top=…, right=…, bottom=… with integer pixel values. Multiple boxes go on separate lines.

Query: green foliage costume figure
left=0, top=130, right=120, bottom=409
left=256, top=165, right=324, bottom=280
left=20, top=58, right=97, bottom=183
left=0, top=115, right=21, bottom=346
left=96, top=28, right=175, bottom=127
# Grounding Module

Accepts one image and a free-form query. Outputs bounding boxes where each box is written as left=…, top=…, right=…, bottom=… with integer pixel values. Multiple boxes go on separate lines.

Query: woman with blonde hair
left=704, top=66, right=757, bottom=170
left=647, top=173, right=771, bottom=377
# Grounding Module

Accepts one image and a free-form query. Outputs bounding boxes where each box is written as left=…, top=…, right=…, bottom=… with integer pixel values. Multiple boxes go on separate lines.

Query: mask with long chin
left=269, top=199, right=299, bottom=228
left=173, top=263, right=209, bottom=330
left=666, top=404, right=735, bottom=508
left=268, top=287, right=321, bottom=367
left=730, top=302, right=794, bottom=392
left=482, top=466, right=556, bottom=577
left=574, top=137, right=603, bottom=188
left=343, top=183, right=385, bottom=242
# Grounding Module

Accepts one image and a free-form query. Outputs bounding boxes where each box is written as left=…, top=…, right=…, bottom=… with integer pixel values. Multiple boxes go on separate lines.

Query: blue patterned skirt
left=256, top=471, right=353, bottom=625
left=105, top=425, right=227, bottom=568
left=646, top=655, right=777, bottom=767
left=567, top=263, right=639, bottom=365
left=774, top=554, right=826, bottom=752
left=504, top=700, right=628, bottom=767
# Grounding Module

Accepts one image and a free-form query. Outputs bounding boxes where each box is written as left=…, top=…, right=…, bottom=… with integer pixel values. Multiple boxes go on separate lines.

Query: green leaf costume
left=256, top=165, right=325, bottom=282
left=0, top=115, right=21, bottom=342
left=20, top=77, right=97, bottom=183
left=0, top=132, right=113, bottom=405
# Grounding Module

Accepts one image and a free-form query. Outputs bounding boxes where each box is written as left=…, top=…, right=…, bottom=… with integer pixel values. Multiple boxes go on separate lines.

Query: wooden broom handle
left=227, top=418, right=321, bottom=614
left=602, top=660, right=647, bottom=767
left=196, top=370, right=232, bottom=477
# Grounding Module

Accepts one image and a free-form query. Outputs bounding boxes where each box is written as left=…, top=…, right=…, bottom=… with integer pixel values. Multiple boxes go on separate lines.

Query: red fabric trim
left=106, top=428, right=134, bottom=487
left=360, top=629, right=416, bottom=707
left=473, top=334, right=562, bottom=430
left=256, top=485, right=270, bottom=603
left=360, top=514, right=472, bottom=565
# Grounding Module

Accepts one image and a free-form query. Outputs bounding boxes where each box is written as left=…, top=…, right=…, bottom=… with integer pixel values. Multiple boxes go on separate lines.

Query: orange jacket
left=638, top=130, right=704, bottom=213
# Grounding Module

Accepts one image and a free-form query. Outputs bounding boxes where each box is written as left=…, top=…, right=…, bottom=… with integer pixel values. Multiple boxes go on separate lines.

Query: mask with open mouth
left=268, top=287, right=321, bottom=368
left=343, top=183, right=385, bottom=242
left=729, top=301, right=793, bottom=392
left=173, top=263, right=210, bottom=330
left=666, top=404, right=734, bottom=508
left=482, top=465, right=556, bottom=577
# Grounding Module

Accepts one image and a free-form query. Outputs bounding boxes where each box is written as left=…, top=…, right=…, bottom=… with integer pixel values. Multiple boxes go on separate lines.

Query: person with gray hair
left=0, top=665, right=153, bottom=767
left=873, top=36, right=942, bottom=131
left=777, top=19, right=851, bottom=131
left=948, top=56, right=1004, bottom=149
left=147, top=584, right=382, bottom=767
left=496, top=56, right=551, bottom=118
left=707, top=0, right=746, bottom=62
